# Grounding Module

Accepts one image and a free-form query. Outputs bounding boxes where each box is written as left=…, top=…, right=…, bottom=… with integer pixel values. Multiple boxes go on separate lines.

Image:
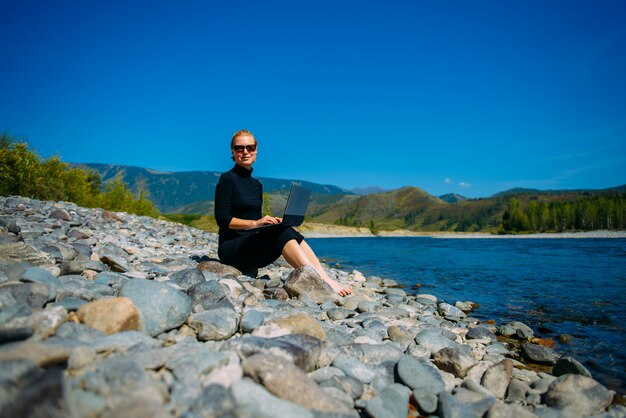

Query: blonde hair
left=230, top=129, right=257, bottom=148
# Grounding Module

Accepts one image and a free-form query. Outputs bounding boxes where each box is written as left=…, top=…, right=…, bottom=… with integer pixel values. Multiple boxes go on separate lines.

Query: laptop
left=245, top=184, right=312, bottom=231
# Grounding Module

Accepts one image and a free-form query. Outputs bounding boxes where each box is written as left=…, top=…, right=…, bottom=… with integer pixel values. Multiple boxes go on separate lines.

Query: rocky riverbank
left=0, top=196, right=623, bottom=418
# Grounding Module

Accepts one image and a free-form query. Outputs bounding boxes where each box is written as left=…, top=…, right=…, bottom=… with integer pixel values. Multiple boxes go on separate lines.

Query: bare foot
left=326, top=279, right=352, bottom=297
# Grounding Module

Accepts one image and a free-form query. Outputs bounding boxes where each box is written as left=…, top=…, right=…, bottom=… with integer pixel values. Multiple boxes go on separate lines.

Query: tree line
left=0, top=133, right=159, bottom=217
left=501, top=195, right=626, bottom=233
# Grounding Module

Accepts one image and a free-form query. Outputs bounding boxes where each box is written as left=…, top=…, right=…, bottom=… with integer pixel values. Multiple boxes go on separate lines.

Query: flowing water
left=308, top=237, right=626, bottom=392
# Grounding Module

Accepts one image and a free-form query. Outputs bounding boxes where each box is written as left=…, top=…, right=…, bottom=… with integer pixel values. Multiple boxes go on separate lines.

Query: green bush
left=0, top=132, right=159, bottom=217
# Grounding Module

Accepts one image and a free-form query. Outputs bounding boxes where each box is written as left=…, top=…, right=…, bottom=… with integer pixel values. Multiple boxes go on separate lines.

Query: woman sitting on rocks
left=214, top=129, right=352, bottom=296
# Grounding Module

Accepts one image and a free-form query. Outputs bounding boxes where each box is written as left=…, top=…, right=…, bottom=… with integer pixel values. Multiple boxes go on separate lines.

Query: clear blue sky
left=1, top=1, right=625, bottom=198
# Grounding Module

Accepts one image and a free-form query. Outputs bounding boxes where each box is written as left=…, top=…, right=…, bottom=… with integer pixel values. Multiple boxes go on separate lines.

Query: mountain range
left=77, top=163, right=626, bottom=232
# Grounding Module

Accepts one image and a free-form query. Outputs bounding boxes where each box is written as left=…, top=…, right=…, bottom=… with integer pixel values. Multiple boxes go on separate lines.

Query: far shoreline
left=299, top=224, right=626, bottom=239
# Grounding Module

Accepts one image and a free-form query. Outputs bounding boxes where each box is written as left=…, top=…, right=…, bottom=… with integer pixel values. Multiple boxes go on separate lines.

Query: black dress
left=214, top=164, right=304, bottom=270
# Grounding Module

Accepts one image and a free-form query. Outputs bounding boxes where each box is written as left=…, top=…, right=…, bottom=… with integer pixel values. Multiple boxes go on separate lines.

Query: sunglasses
left=233, top=144, right=257, bottom=153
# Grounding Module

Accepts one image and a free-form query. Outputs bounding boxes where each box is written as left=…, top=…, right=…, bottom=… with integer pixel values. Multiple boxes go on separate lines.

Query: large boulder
left=120, top=279, right=192, bottom=337
left=283, top=266, right=336, bottom=304
left=544, top=374, right=614, bottom=416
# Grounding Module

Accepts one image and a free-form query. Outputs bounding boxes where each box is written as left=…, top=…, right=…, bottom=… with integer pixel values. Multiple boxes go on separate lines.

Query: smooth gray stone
left=49, top=208, right=71, bottom=221
left=187, top=384, right=238, bottom=418
left=357, top=301, right=382, bottom=313
left=79, top=358, right=153, bottom=398
left=166, top=343, right=228, bottom=379
left=438, top=391, right=497, bottom=418
left=231, top=378, right=314, bottom=418
left=0, top=261, right=35, bottom=281
left=169, top=268, right=205, bottom=291
left=481, top=360, right=513, bottom=400
left=67, top=389, right=107, bottom=418
left=485, top=343, right=510, bottom=356
left=396, top=354, right=445, bottom=414
left=365, top=384, right=411, bottom=418
left=325, top=327, right=355, bottom=346
left=465, top=326, right=497, bottom=342
left=308, top=366, right=346, bottom=383
left=553, top=357, right=592, bottom=378
left=377, top=307, right=410, bottom=319
left=383, top=288, right=406, bottom=297
left=187, top=280, right=227, bottom=308
left=92, top=330, right=161, bottom=352
left=332, top=354, right=377, bottom=384
left=229, top=334, right=322, bottom=372
left=0, top=282, right=49, bottom=309
left=381, top=279, right=399, bottom=287
left=52, top=297, right=87, bottom=311
left=120, top=278, right=192, bottom=337
left=241, top=309, right=266, bottom=333
left=327, top=308, right=357, bottom=320
left=83, top=260, right=106, bottom=272
left=59, top=259, right=88, bottom=275
left=506, top=380, right=530, bottom=403
left=319, top=375, right=364, bottom=400
left=56, top=280, right=112, bottom=302
left=0, top=296, right=32, bottom=325
left=100, top=254, right=130, bottom=272
left=522, top=343, right=560, bottom=365
left=0, top=359, right=41, bottom=406
left=41, top=242, right=78, bottom=263
left=187, top=308, right=239, bottom=341
left=415, top=327, right=462, bottom=354
left=53, top=322, right=107, bottom=343
left=359, top=343, right=404, bottom=365
left=92, top=272, right=128, bottom=291
left=438, top=303, right=466, bottom=320
left=544, top=374, right=615, bottom=416
left=499, top=321, right=533, bottom=338
left=241, top=353, right=357, bottom=416
left=486, top=402, right=538, bottom=418
left=21, top=267, right=60, bottom=301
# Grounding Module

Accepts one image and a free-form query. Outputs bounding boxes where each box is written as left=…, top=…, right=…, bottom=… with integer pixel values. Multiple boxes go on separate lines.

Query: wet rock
left=187, top=308, right=238, bottom=341
left=522, top=343, right=560, bottom=365
left=544, top=374, right=614, bottom=416
left=77, top=297, right=140, bottom=334
left=284, top=265, right=337, bottom=304
left=120, top=278, right=192, bottom=337
left=465, top=326, right=497, bottom=342
left=553, top=356, right=592, bottom=378
left=438, top=302, right=466, bottom=321
left=243, top=353, right=356, bottom=416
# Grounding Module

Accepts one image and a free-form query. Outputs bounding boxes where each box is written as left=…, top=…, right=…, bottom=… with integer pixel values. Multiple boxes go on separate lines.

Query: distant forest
left=501, top=195, right=625, bottom=233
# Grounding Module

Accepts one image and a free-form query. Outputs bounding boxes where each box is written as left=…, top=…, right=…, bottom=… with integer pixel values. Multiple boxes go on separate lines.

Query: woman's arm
left=227, top=215, right=281, bottom=230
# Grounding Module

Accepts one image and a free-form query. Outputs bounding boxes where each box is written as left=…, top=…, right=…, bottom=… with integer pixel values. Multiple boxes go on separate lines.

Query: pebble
left=0, top=196, right=621, bottom=418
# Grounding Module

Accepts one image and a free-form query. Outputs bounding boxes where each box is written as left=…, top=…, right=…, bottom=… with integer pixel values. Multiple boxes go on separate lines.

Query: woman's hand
left=255, top=215, right=282, bottom=226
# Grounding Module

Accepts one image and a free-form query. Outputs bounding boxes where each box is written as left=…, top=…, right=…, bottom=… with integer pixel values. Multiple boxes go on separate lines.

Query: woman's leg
left=282, top=239, right=352, bottom=296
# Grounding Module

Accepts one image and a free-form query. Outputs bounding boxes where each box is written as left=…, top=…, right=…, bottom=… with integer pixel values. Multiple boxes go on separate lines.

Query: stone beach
left=0, top=196, right=623, bottom=418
